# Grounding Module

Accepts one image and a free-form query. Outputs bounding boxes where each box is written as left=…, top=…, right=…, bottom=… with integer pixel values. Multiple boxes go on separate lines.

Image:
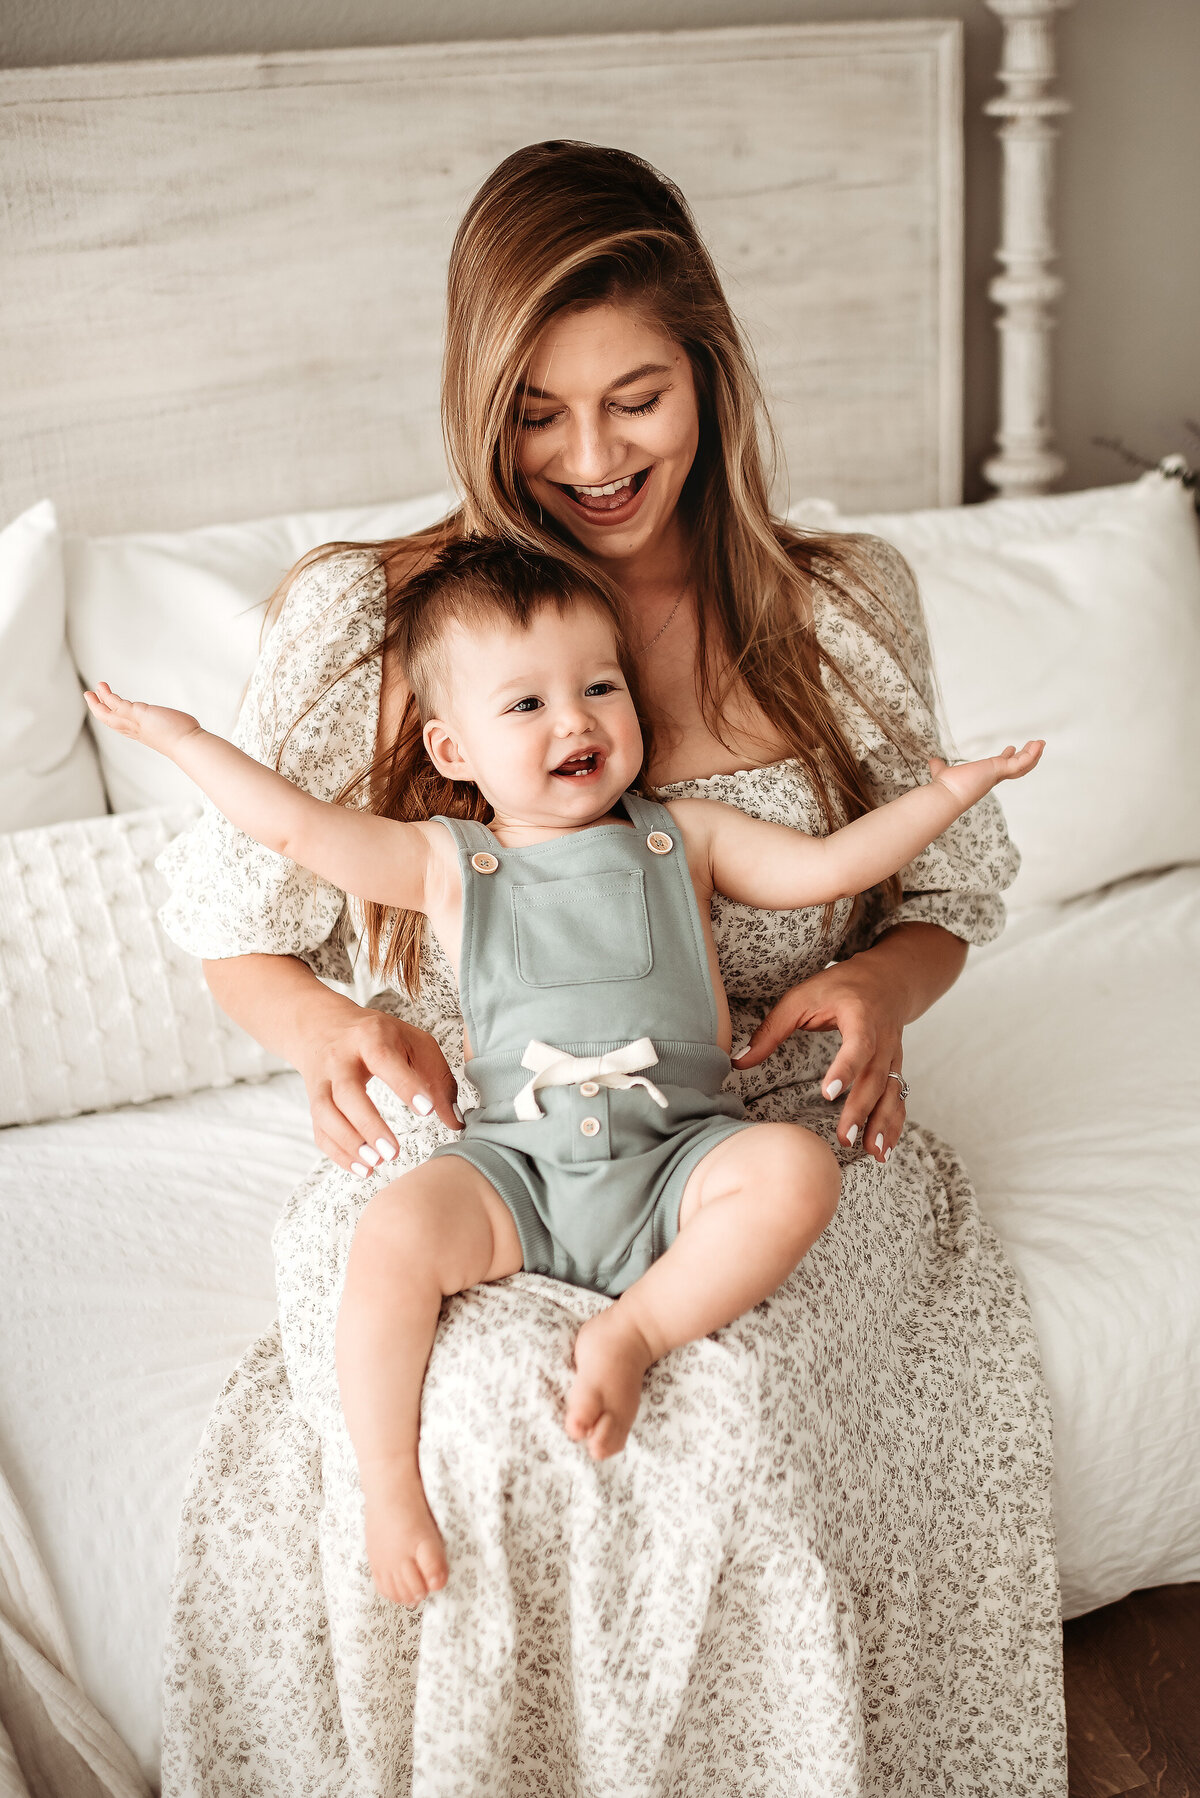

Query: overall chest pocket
left=512, top=870, right=652, bottom=987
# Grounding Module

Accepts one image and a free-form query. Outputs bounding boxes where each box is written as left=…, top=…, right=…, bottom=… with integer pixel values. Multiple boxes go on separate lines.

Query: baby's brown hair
left=341, top=537, right=652, bottom=993
left=395, top=537, right=629, bottom=720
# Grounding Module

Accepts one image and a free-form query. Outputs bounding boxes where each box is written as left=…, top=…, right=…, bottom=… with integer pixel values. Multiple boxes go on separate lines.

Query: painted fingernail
left=358, top=1144, right=380, bottom=1166
left=452, top=1104, right=465, bottom=1124
left=411, top=1094, right=434, bottom=1116
left=846, top=1124, right=859, bottom=1146
left=826, top=1079, right=843, bottom=1100
left=874, top=1133, right=884, bottom=1153
left=351, top=1162, right=369, bottom=1179
left=375, top=1139, right=397, bottom=1161
left=884, top=1147, right=892, bottom=1163
left=730, top=1039, right=751, bottom=1060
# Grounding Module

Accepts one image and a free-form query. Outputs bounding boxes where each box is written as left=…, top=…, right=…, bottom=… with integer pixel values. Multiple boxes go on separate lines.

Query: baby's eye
left=584, top=681, right=617, bottom=698
left=509, top=695, right=543, bottom=713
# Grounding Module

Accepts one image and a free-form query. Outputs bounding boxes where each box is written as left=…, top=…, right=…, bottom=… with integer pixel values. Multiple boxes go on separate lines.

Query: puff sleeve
left=156, top=549, right=386, bottom=981
left=814, top=534, right=1020, bottom=954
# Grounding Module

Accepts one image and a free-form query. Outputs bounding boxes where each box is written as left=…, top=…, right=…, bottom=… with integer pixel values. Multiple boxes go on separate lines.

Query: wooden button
left=579, top=1080, right=600, bottom=1097
left=580, top=1116, right=601, bottom=1137
left=470, top=851, right=499, bottom=874
left=646, top=830, right=673, bottom=855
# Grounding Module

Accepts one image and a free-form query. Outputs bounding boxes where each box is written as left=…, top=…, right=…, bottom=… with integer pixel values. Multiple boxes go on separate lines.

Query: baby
left=85, top=539, right=1042, bottom=1611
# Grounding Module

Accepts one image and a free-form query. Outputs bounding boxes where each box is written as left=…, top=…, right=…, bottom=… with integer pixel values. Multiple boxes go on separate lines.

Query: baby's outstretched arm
left=84, top=683, right=435, bottom=911
left=680, top=740, right=1044, bottom=910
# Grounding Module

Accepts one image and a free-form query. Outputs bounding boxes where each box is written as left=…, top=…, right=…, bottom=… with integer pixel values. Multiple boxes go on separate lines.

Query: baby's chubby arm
left=84, top=684, right=440, bottom=913
left=670, top=741, right=1044, bottom=910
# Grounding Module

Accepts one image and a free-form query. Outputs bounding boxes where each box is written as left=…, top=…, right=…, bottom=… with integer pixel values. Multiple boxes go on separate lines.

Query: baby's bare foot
left=361, top=1462, right=448, bottom=1607
left=565, top=1306, right=656, bottom=1460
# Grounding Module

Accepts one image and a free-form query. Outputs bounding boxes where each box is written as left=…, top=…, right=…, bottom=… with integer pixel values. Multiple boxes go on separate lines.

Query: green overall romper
left=429, top=791, right=752, bottom=1298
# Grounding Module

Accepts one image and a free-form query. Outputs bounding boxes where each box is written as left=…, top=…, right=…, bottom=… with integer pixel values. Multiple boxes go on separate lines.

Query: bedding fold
left=0, top=1468, right=150, bottom=1798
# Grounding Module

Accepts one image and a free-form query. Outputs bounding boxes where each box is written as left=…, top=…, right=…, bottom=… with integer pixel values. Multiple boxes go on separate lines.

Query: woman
left=159, top=143, right=1066, bottom=1795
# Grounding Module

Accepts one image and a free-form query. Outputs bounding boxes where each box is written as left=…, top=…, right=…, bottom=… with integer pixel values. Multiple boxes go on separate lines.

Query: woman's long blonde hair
left=269, top=140, right=926, bottom=990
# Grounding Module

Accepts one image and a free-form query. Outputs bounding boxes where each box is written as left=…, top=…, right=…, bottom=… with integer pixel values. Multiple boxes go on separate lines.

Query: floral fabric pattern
left=159, top=543, right=1065, bottom=1797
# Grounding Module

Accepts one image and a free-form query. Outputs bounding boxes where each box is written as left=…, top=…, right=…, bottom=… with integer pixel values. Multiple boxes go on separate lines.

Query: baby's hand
left=928, top=740, right=1044, bottom=808
left=84, top=682, right=202, bottom=754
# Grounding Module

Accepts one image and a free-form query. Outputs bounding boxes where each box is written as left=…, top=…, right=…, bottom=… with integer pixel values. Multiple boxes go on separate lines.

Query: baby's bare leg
left=565, top=1123, right=840, bottom=1460
left=335, top=1156, right=523, bottom=1607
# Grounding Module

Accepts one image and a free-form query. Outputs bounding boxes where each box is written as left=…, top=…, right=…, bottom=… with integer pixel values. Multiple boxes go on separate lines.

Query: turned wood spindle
left=983, top=0, right=1074, bottom=497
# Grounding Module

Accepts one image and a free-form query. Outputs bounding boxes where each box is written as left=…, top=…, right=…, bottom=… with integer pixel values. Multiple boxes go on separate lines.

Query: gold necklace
left=636, top=587, right=686, bottom=654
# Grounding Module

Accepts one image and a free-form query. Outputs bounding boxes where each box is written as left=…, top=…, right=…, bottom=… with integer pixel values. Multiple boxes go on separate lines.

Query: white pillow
left=66, top=491, right=458, bottom=813
left=0, top=806, right=288, bottom=1127
left=793, top=469, right=1200, bottom=908
left=0, top=500, right=107, bottom=832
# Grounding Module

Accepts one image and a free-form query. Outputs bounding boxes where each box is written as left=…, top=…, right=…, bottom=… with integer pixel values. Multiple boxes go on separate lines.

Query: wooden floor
left=1064, top=1584, right=1200, bottom=1797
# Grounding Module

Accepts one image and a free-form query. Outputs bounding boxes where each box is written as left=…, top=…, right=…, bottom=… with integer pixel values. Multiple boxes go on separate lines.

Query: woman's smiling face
left=515, top=302, right=700, bottom=567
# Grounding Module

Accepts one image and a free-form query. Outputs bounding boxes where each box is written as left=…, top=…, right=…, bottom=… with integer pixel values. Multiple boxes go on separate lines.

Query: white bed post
left=983, top=0, right=1074, bottom=498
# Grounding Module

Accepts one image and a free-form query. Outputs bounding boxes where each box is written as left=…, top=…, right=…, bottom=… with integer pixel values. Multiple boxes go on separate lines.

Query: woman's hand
left=204, top=954, right=464, bottom=1178
left=733, top=957, right=906, bottom=1162
left=731, top=923, right=968, bottom=1164
left=293, top=1002, right=464, bottom=1178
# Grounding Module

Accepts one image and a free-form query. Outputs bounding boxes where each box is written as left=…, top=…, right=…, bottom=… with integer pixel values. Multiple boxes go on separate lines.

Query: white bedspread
left=0, top=1075, right=317, bottom=1785
left=905, top=863, right=1200, bottom=1614
left=1, top=865, right=1197, bottom=1787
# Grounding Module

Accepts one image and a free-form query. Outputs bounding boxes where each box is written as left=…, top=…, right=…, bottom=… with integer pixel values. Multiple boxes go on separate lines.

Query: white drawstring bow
left=512, top=1037, right=670, bottom=1122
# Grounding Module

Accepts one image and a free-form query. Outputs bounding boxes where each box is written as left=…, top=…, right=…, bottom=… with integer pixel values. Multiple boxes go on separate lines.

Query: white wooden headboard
left=0, top=13, right=1071, bottom=533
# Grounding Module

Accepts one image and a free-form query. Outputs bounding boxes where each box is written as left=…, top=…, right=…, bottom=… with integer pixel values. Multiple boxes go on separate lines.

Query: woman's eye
left=510, top=696, right=543, bottom=713
left=615, top=395, right=662, bottom=419
left=519, top=395, right=662, bottom=430
left=584, top=682, right=617, bottom=698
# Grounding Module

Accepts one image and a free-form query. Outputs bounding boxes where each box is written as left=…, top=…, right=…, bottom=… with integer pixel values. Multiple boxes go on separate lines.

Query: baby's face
left=422, top=602, right=644, bottom=831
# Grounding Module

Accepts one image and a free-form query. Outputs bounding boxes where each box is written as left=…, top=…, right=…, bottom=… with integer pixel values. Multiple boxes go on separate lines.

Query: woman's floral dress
left=157, top=539, right=1066, bottom=1797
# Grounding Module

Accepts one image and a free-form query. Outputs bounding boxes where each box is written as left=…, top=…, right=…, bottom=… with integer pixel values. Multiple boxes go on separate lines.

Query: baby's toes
left=415, top=1536, right=448, bottom=1594
left=564, top=1378, right=604, bottom=1441
left=364, top=1484, right=447, bottom=1607
left=374, top=1563, right=418, bottom=1607
left=379, top=1559, right=427, bottom=1608
left=388, top=1539, right=450, bottom=1607
left=588, top=1408, right=632, bottom=1461
left=400, top=1559, right=431, bottom=1607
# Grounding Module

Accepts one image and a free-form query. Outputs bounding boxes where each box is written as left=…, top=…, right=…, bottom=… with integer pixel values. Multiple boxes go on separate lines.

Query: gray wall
left=3, top=0, right=1196, bottom=503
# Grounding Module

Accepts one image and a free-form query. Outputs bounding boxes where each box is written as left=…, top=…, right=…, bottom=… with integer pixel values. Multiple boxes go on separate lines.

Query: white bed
left=2, top=11, right=1199, bottom=1794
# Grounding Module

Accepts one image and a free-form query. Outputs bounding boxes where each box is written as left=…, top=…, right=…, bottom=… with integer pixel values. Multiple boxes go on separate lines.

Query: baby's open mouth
left=555, top=468, right=650, bottom=513
left=551, top=750, right=604, bottom=779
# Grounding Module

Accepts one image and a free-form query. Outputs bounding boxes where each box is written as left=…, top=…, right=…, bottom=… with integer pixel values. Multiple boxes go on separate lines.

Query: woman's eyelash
left=518, top=395, right=663, bottom=432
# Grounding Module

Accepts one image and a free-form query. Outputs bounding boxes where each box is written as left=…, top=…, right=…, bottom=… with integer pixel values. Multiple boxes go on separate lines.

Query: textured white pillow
left=66, top=491, right=457, bottom=812
left=0, top=500, right=107, bottom=832
left=792, top=470, right=1200, bottom=908
left=0, top=806, right=288, bottom=1127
